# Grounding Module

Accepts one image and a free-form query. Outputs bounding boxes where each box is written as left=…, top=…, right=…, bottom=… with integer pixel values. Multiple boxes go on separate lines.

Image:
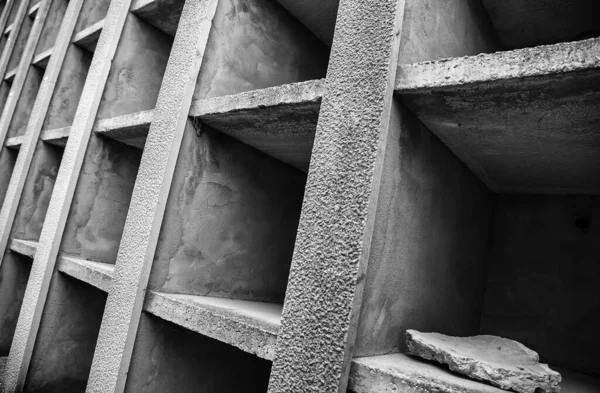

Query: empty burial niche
left=193, top=0, right=330, bottom=101
left=0, top=252, right=32, bottom=358
left=23, top=272, right=107, bottom=392
left=6, top=65, right=43, bottom=138
left=124, top=314, right=272, bottom=393
left=41, top=45, right=92, bottom=131
left=32, top=0, right=68, bottom=59
left=353, top=101, right=600, bottom=391
left=95, top=12, right=173, bottom=120
left=10, top=140, right=63, bottom=242
left=147, top=121, right=306, bottom=305
left=60, top=133, right=142, bottom=264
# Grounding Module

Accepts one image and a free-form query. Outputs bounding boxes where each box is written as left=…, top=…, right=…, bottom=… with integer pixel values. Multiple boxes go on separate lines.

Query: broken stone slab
left=406, top=330, right=561, bottom=393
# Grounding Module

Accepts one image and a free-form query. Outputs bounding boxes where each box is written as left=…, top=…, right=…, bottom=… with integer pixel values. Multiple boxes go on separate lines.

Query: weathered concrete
left=40, top=125, right=70, bottom=146
left=33, top=0, right=66, bottom=57
left=349, top=354, right=506, bottom=393
left=396, top=37, right=600, bottom=194
left=193, top=0, right=329, bottom=100
left=8, top=238, right=38, bottom=259
left=96, top=14, right=172, bottom=119
left=6, top=9, right=31, bottom=72
left=31, top=46, right=51, bottom=68
left=406, top=330, right=561, bottom=393
left=56, top=255, right=115, bottom=293
left=191, top=79, right=323, bottom=171
left=123, top=314, right=272, bottom=393
left=23, top=272, right=107, bottom=392
left=7, top=66, right=42, bottom=138
left=0, top=252, right=31, bottom=355
left=130, top=0, right=183, bottom=37
left=144, top=291, right=281, bottom=360
left=354, top=101, right=494, bottom=357
left=60, top=135, right=141, bottom=264
left=149, top=125, right=305, bottom=302
left=481, top=0, right=600, bottom=49
left=275, top=0, right=339, bottom=46
left=10, top=142, right=62, bottom=242
left=398, top=0, right=500, bottom=64
left=0, top=146, right=17, bottom=207
left=72, top=18, right=103, bottom=52
left=41, top=46, right=91, bottom=131
left=268, top=0, right=405, bottom=391
left=481, top=194, right=600, bottom=375
left=93, top=109, right=152, bottom=149
left=73, top=0, right=109, bottom=36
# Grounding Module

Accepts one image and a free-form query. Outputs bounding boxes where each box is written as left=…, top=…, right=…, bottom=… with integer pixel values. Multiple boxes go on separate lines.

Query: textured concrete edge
left=7, top=238, right=38, bottom=259
left=0, top=0, right=84, bottom=272
left=267, top=0, right=406, bottom=392
left=395, top=36, right=600, bottom=92
left=84, top=1, right=219, bottom=392
left=72, top=18, right=105, bottom=44
left=94, top=109, right=154, bottom=133
left=56, top=256, right=115, bottom=293
left=189, top=78, right=325, bottom=117
left=144, top=292, right=279, bottom=361
left=2, top=0, right=134, bottom=389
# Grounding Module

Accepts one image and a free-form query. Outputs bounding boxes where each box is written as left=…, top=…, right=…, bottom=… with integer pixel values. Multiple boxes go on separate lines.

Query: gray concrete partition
left=0, top=0, right=29, bottom=80
left=267, top=0, right=406, bottom=391
left=2, top=0, right=133, bottom=389
left=85, top=1, right=219, bottom=391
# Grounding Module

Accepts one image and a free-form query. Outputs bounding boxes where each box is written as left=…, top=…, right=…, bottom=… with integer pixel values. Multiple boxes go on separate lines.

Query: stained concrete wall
left=148, top=123, right=306, bottom=303
left=73, top=0, right=110, bottom=34
left=96, top=14, right=172, bottom=120
left=193, top=0, right=329, bottom=100
left=61, top=135, right=141, bottom=264
left=398, top=0, right=500, bottom=64
left=23, top=273, right=106, bottom=393
left=10, top=141, right=62, bottom=241
left=7, top=66, right=42, bottom=138
left=354, top=100, right=495, bottom=356
left=124, top=314, right=271, bottom=393
left=481, top=194, right=600, bottom=375
left=33, top=0, right=67, bottom=57
left=41, top=46, right=91, bottom=131
left=7, top=8, right=32, bottom=71
left=0, top=252, right=31, bottom=355
left=0, top=147, right=17, bottom=208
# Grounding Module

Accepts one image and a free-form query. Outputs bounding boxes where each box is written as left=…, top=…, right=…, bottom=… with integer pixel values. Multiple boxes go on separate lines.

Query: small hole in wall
left=574, top=216, right=590, bottom=232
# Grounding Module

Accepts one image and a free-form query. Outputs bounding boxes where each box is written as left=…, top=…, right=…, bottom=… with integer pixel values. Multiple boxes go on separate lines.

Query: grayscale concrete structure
left=0, top=0, right=597, bottom=392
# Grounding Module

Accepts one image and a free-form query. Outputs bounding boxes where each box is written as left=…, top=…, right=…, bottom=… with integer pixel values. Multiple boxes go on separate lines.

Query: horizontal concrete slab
left=56, top=255, right=115, bottom=293
left=72, top=18, right=103, bottom=52
left=7, top=238, right=38, bottom=259
left=4, top=66, right=16, bottom=81
left=5, top=136, right=23, bottom=149
left=190, top=79, right=324, bottom=171
left=94, top=109, right=153, bottom=149
left=395, top=37, right=600, bottom=194
left=144, top=292, right=282, bottom=360
left=31, top=47, right=51, bottom=69
left=40, top=126, right=70, bottom=146
left=28, top=2, right=40, bottom=18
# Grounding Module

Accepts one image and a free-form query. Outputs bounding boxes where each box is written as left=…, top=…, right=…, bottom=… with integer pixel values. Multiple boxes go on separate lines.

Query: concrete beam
left=72, top=18, right=103, bottom=52
left=94, top=109, right=153, bottom=149
left=144, top=292, right=280, bottom=360
left=7, top=238, right=38, bottom=258
left=56, top=255, right=114, bottom=293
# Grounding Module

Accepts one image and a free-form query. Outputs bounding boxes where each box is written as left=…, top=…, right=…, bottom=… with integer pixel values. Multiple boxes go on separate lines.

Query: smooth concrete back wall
left=0, top=252, right=31, bottom=355
left=10, top=141, right=62, bottom=241
left=73, top=0, right=110, bottom=34
left=33, top=0, right=67, bottom=57
left=398, top=0, right=500, bottom=64
left=41, top=46, right=91, bottom=131
left=0, top=147, right=17, bottom=207
left=481, top=194, right=600, bottom=375
left=354, top=100, right=495, bottom=357
left=124, top=314, right=271, bottom=393
left=24, top=273, right=106, bottom=393
left=61, top=135, right=142, bottom=264
left=7, top=5, right=32, bottom=71
left=148, top=123, right=306, bottom=303
left=193, top=0, right=329, bottom=100
left=7, top=66, right=42, bottom=138
left=96, top=14, right=172, bottom=120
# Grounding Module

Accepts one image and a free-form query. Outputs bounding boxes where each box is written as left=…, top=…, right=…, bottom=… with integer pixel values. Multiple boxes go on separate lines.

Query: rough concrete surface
left=192, top=79, right=323, bottom=171
left=56, top=255, right=115, bottom=293
left=8, top=238, right=38, bottom=259
left=406, top=330, right=561, bottom=393
left=7, top=66, right=42, bottom=138
left=130, top=0, right=183, bottom=37
left=275, top=0, right=339, bottom=46
left=0, top=252, right=31, bottom=355
left=72, top=18, right=103, bottom=52
left=6, top=13, right=31, bottom=71
left=73, top=0, right=110, bottom=35
left=33, top=0, right=66, bottom=57
left=93, top=108, right=152, bottom=149
left=193, top=0, right=329, bottom=100
left=0, top=147, right=17, bottom=207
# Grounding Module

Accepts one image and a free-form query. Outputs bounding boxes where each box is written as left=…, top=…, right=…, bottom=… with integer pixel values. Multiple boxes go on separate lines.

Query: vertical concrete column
left=85, top=1, right=218, bottom=392
left=0, top=0, right=83, bottom=268
left=267, top=0, right=406, bottom=392
left=2, top=0, right=133, bottom=390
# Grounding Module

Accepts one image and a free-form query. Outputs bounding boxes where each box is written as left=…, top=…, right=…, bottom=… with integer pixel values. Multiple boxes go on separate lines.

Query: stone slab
left=406, top=330, right=561, bottom=393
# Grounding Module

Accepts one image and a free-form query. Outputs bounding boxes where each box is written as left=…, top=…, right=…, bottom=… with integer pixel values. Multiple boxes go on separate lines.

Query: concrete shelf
left=8, top=238, right=38, bottom=259
left=72, top=18, right=103, bottom=52
left=130, top=0, right=184, bottom=37
left=28, top=2, right=41, bottom=18
left=190, top=79, right=324, bottom=172
left=94, top=109, right=153, bottom=149
left=3, top=22, right=12, bottom=35
left=40, top=125, right=71, bottom=147
left=56, top=255, right=115, bottom=293
left=32, top=47, right=52, bottom=69
left=4, top=66, right=16, bottom=81
left=348, top=354, right=600, bottom=393
left=144, top=292, right=281, bottom=361
left=395, top=37, right=600, bottom=194
left=5, top=135, right=23, bottom=149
